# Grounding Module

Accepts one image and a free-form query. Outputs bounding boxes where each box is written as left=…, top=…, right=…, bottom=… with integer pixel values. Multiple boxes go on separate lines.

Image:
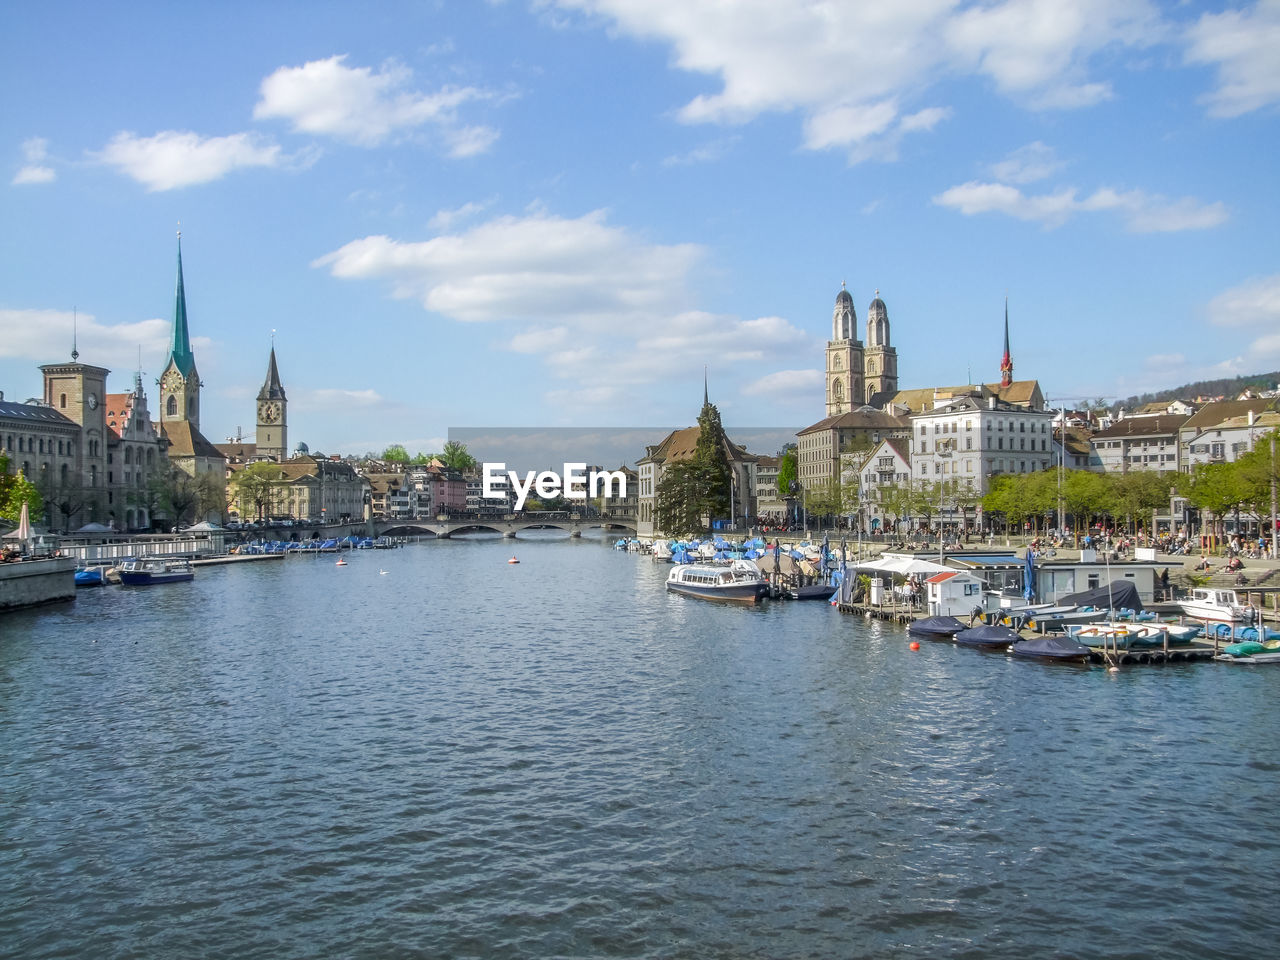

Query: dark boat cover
left=792, top=583, right=837, bottom=601
left=908, top=616, right=966, bottom=638
left=1057, top=580, right=1143, bottom=613
left=953, top=624, right=1018, bottom=647
left=1010, top=635, right=1092, bottom=660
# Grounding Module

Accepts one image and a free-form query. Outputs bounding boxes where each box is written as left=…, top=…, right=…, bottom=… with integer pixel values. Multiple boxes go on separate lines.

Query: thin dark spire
left=71, top=307, right=78, bottom=361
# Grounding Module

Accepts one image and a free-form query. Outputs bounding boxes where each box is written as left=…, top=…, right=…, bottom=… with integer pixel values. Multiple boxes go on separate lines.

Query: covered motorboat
left=1058, top=581, right=1144, bottom=616
left=953, top=624, right=1018, bottom=648
left=908, top=616, right=966, bottom=639
left=1010, top=634, right=1091, bottom=663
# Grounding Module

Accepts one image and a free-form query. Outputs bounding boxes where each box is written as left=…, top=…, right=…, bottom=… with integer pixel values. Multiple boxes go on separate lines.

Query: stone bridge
left=375, top=516, right=638, bottom=540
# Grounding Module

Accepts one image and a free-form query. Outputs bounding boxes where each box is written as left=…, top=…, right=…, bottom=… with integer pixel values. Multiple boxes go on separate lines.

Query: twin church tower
left=824, top=282, right=899, bottom=417
left=158, top=235, right=288, bottom=462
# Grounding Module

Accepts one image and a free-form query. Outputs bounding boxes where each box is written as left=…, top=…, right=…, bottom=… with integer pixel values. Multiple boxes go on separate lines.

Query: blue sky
left=3, top=1, right=1278, bottom=457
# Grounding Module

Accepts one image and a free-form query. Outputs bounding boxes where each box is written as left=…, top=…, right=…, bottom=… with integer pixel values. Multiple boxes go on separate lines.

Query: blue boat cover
left=1011, top=635, right=1091, bottom=659
left=953, top=624, right=1018, bottom=646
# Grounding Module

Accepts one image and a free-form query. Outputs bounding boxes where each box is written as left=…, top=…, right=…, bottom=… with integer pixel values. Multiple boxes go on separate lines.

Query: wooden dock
left=833, top=601, right=917, bottom=624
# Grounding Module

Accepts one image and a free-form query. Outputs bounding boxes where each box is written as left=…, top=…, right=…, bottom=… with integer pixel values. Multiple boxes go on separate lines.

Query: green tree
left=440, top=440, right=478, bottom=474
left=1180, top=461, right=1250, bottom=549
left=382, top=444, right=410, bottom=463
left=1061, top=469, right=1110, bottom=537
left=1, top=455, right=44, bottom=526
left=655, top=400, right=731, bottom=536
left=1108, top=470, right=1171, bottom=535
left=777, top=446, right=798, bottom=499
left=229, top=462, right=287, bottom=522
left=35, top=469, right=84, bottom=532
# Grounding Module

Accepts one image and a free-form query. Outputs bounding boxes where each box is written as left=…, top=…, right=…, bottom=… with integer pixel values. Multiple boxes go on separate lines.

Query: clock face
left=261, top=401, right=281, bottom=423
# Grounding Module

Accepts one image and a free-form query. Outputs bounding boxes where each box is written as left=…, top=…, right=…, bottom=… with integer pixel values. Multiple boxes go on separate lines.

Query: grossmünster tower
left=825, top=283, right=899, bottom=416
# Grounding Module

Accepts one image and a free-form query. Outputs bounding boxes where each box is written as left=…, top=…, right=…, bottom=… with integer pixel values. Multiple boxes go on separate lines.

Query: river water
left=2, top=535, right=1278, bottom=959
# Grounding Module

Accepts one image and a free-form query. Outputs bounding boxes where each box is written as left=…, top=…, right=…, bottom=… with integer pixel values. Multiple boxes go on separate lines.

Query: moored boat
left=666, top=560, right=769, bottom=605
left=1010, top=634, right=1091, bottom=663
left=953, top=624, right=1019, bottom=648
left=789, top=582, right=837, bottom=601
left=908, top=616, right=967, bottom=639
left=1181, top=588, right=1256, bottom=624
left=118, top=556, right=195, bottom=585
left=74, top=567, right=105, bottom=587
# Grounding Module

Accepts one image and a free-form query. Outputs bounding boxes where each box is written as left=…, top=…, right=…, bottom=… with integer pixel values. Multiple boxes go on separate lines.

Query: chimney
left=988, top=395, right=996, bottom=410
left=1248, top=410, right=1255, bottom=426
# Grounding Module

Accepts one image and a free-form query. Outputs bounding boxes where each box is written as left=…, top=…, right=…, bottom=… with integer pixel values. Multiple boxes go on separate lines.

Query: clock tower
left=255, top=346, right=287, bottom=462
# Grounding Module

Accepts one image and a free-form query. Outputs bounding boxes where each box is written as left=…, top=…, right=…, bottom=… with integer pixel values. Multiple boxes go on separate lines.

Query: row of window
left=6, top=434, right=76, bottom=456
left=920, top=437, right=1050, bottom=453
left=920, top=420, right=1049, bottom=435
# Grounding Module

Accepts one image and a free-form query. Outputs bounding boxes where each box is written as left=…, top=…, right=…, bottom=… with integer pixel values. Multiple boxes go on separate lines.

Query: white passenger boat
left=1180, top=588, right=1256, bottom=624
left=666, top=560, right=770, bottom=604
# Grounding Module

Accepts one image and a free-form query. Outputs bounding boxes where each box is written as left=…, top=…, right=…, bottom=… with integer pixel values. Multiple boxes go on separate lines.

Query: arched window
left=60, top=463, right=68, bottom=483
left=60, top=393, right=66, bottom=408
left=167, top=395, right=177, bottom=417
left=124, top=448, right=132, bottom=465
left=833, top=379, right=843, bottom=401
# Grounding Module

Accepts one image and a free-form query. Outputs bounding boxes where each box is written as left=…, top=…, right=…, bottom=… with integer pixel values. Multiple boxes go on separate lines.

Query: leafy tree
left=1061, top=469, right=1110, bottom=537
left=0, top=455, right=43, bottom=526
left=229, top=462, right=287, bottom=521
left=1180, top=461, right=1250, bottom=548
left=35, top=469, right=84, bottom=532
left=440, top=440, right=478, bottom=474
left=411, top=451, right=434, bottom=465
left=777, top=446, right=798, bottom=499
left=1109, top=470, right=1169, bottom=535
left=382, top=444, right=410, bottom=463
left=655, top=400, right=732, bottom=535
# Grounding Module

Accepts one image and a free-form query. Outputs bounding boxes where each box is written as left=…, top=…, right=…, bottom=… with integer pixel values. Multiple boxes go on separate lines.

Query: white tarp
left=855, top=554, right=954, bottom=576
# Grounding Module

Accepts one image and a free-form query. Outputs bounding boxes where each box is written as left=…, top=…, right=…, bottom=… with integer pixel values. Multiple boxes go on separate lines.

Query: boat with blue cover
left=908, top=616, right=967, bottom=639
left=74, top=567, right=105, bottom=587
left=953, top=624, right=1019, bottom=649
left=1010, top=634, right=1091, bottom=663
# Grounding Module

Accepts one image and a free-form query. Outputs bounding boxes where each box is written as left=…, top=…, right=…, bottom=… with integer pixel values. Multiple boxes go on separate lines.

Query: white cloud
left=428, top=198, right=496, bottom=231
left=509, top=326, right=569, bottom=353
left=1185, top=0, right=1280, bottom=117
left=299, top=387, right=385, bottom=407
left=254, top=55, right=496, bottom=151
left=553, top=0, right=1160, bottom=155
left=740, top=369, right=823, bottom=399
left=933, top=180, right=1227, bottom=232
left=313, top=209, right=703, bottom=324
left=660, top=136, right=739, bottom=167
left=944, top=0, right=1159, bottom=107
left=988, top=141, right=1063, bottom=183
left=12, top=137, right=55, bottom=185
left=93, top=130, right=283, bottom=191
left=314, top=209, right=814, bottom=399
left=1207, top=274, right=1280, bottom=328
left=0, top=308, right=173, bottom=372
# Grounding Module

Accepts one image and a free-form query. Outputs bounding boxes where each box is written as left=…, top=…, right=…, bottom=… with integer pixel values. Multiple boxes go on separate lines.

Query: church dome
left=835, top=287, right=854, bottom=307
left=294, top=441, right=309, bottom=455
left=868, top=290, right=887, bottom=319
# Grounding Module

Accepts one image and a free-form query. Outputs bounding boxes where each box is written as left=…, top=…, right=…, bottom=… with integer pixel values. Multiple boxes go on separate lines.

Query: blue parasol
left=1023, top=547, right=1037, bottom=602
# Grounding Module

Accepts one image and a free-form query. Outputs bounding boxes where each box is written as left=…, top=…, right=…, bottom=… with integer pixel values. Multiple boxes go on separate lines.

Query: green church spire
left=168, top=233, right=196, bottom=377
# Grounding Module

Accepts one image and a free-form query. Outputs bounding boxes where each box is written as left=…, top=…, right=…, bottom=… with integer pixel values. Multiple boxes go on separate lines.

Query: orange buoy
left=508, top=556, right=519, bottom=564
left=909, top=641, right=920, bottom=651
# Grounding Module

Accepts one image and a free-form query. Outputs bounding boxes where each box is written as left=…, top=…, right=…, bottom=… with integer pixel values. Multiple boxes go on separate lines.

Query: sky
left=3, top=0, right=1279, bottom=459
